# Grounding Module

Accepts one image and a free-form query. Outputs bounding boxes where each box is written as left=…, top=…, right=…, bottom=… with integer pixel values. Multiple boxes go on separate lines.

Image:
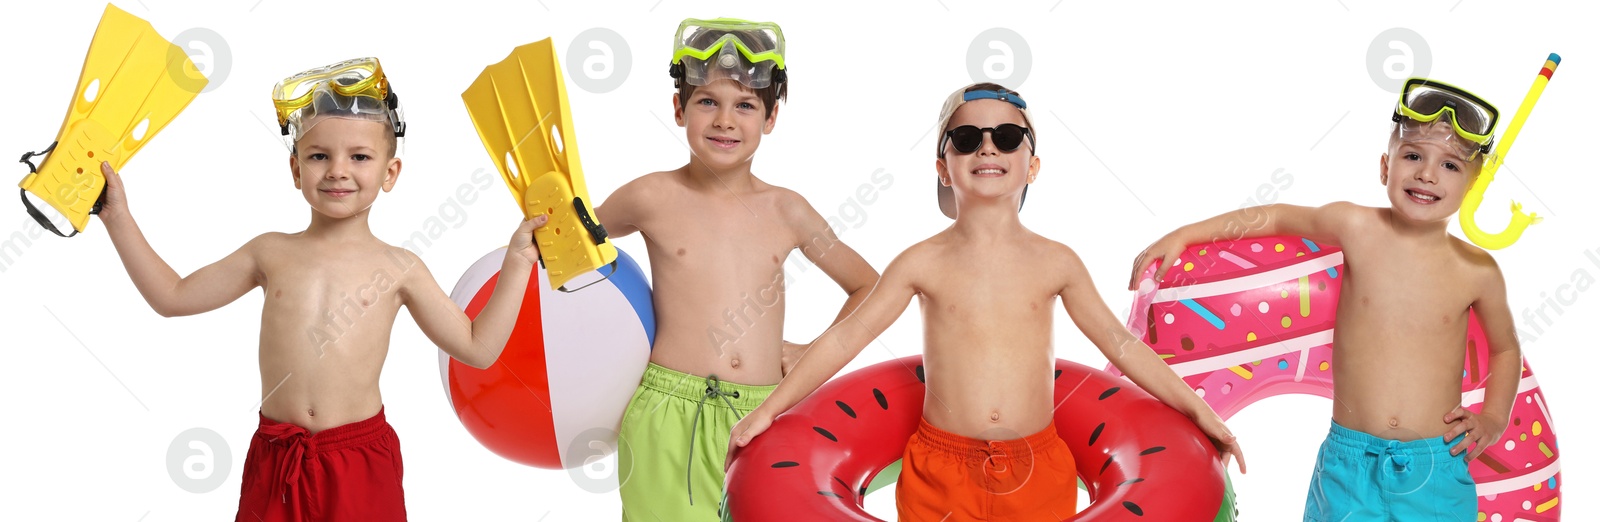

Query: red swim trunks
left=234, top=407, right=406, bottom=521
left=897, top=418, right=1078, bottom=521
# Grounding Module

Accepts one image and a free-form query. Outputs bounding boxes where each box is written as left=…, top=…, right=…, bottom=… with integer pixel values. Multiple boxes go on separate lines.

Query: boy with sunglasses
left=1129, top=77, right=1523, bottom=521
left=593, top=19, right=880, bottom=521
left=730, top=83, right=1243, bottom=521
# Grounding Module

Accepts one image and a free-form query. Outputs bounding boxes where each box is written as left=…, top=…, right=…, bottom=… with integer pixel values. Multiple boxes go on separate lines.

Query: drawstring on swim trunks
left=1368, top=440, right=1414, bottom=476
left=685, top=374, right=742, bottom=505
left=259, top=422, right=317, bottom=504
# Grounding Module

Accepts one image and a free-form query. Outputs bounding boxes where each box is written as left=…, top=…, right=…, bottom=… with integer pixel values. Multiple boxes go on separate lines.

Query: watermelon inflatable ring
left=1118, top=235, right=1563, bottom=520
left=721, top=355, right=1232, bottom=521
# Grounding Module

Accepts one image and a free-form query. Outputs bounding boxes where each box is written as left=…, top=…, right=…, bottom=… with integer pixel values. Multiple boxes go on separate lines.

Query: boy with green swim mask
left=592, top=18, right=880, bottom=521
left=1129, top=77, right=1524, bottom=522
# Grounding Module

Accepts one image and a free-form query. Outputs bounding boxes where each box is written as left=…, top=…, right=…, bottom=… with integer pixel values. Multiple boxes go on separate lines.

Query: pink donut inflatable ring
left=1117, top=235, right=1562, bottom=520
left=722, top=355, right=1228, bottom=521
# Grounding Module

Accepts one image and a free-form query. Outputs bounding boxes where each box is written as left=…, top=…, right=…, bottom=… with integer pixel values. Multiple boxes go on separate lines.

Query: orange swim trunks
left=897, top=418, right=1078, bottom=521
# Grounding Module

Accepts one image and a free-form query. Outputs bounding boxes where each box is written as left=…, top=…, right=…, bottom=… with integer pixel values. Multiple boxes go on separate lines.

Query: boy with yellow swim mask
left=96, top=58, right=543, bottom=521
left=592, top=18, right=881, bottom=521
left=1129, top=77, right=1524, bottom=521
left=731, top=83, right=1245, bottom=521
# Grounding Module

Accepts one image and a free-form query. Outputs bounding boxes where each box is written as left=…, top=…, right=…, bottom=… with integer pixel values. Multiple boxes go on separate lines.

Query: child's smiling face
left=290, top=116, right=400, bottom=219
left=675, top=79, right=777, bottom=171
left=936, top=99, right=1039, bottom=218
left=1380, top=121, right=1482, bottom=224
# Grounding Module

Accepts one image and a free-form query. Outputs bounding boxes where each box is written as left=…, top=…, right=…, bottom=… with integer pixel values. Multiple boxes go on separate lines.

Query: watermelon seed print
left=836, top=400, right=857, bottom=418
left=721, top=356, right=1231, bottom=521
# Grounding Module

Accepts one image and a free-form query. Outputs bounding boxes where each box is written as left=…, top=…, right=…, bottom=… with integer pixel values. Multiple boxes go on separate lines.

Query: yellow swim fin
left=17, top=3, right=207, bottom=237
left=462, top=38, right=617, bottom=292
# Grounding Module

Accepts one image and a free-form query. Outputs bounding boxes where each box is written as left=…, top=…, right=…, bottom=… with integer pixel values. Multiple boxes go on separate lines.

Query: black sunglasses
left=940, top=124, right=1034, bottom=157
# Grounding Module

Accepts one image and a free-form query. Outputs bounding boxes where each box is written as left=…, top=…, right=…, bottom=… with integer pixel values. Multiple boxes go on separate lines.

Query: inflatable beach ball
left=439, top=246, right=654, bottom=469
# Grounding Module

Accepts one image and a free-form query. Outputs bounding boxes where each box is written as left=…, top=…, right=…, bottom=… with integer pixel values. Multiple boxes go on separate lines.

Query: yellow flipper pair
left=462, top=39, right=617, bottom=291
left=18, top=3, right=207, bottom=237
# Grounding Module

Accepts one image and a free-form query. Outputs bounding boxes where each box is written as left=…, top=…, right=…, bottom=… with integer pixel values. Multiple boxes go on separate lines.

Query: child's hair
left=291, top=115, right=400, bottom=159
left=675, top=28, right=787, bottom=119
left=1386, top=117, right=1486, bottom=170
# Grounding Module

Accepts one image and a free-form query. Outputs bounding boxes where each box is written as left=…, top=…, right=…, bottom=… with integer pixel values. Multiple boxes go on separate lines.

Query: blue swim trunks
left=1304, top=420, right=1477, bottom=522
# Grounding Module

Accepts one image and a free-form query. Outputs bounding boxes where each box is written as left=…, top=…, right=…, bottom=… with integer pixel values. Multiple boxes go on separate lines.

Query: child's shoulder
left=1446, top=234, right=1502, bottom=278
left=877, top=233, right=949, bottom=271
left=1026, top=234, right=1086, bottom=272
left=752, top=181, right=816, bottom=219
left=615, top=169, right=680, bottom=195
left=239, top=231, right=295, bottom=253
left=1322, top=201, right=1384, bottom=226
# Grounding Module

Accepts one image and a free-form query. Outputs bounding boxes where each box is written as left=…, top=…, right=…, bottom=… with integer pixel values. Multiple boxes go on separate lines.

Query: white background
left=1, top=0, right=1595, bottom=520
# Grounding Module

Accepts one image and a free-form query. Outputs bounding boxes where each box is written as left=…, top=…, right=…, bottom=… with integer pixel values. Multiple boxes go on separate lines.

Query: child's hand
left=725, top=409, right=775, bottom=472
left=1128, top=231, right=1191, bottom=291
left=508, top=214, right=549, bottom=266
left=1194, top=413, right=1247, bottom=474
left=97, top=162, right=130, bottom=222
left=780, top=341, right=807, bottom=376
left=1444, top=406, right=1505, bottom=462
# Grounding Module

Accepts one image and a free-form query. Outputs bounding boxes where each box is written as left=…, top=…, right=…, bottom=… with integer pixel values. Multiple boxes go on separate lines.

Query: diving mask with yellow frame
left=272, top=57, right=406, bottom=145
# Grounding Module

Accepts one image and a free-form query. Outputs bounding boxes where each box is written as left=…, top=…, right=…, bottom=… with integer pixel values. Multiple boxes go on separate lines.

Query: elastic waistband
left=1323, top=419, right=1459, bottom=458
left=637, top=362, right=775, bottom=410
left=255, top=407, right=393, bottom=453
left=914, top=418, right=1063, bottom=463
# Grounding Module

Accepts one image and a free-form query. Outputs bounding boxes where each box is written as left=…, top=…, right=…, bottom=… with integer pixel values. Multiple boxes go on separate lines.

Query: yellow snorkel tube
left=1459, top=53, right=1560, bottom=250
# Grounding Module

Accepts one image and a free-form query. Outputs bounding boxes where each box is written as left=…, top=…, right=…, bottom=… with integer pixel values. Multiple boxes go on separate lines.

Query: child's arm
left=1444, top=259, right=1520, bottom=461
left=782, top=194, right=881, bottom=374
left=727, top=248, right=921, bottom=455
left=592, top=177, right=647, bottom=239
left=1127, top=202, right=1364, bottom=290
left=401, top=215, right=546, bottom=369
left=98, top=163, right=262, bottom=317
left=1060, top=245, right=1247, bottom=473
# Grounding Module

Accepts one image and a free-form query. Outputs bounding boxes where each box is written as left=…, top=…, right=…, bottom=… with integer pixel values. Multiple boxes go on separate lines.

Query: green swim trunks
left=618, top=362, right=775, bottom=522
